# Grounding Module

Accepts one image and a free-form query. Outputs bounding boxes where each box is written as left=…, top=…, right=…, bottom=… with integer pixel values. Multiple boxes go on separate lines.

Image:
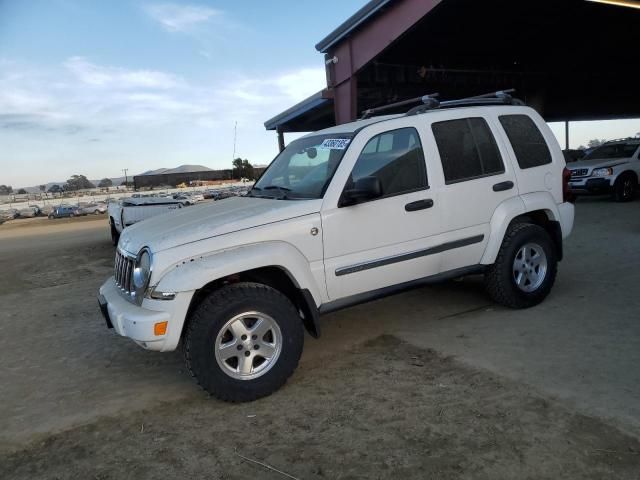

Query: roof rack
left=406, top=89, right=523, bottom=116
left=360, top=93, right=440, bottom=119
left=359, top=89, right=523, bottom=120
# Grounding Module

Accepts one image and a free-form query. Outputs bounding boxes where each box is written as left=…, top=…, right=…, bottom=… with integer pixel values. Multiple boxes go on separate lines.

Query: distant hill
left=139, top=165, right=213, bottom=176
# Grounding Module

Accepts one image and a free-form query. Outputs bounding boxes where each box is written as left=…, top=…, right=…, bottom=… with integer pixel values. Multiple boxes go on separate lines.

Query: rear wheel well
left=184, top=266, right=319, bottom=342
left=510, top=210, right=563, bottom=261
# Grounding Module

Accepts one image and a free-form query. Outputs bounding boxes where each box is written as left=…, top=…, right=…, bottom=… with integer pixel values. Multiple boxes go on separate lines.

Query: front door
left=321, top=122, right=442, bottom=300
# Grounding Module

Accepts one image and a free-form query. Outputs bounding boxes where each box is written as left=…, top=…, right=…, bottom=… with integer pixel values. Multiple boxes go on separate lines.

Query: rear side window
left=349, top=127, right=427, bottom=198
left=499, top=114, right=552, bottom=169
left=431, top=118, right=504, bottom=184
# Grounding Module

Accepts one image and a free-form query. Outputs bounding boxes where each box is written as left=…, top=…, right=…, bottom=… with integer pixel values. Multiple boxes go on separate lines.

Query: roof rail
left=359, top=89, right=523, bottom=119
left=360, top=93, right=439, bottom=119
left=406, top=89, right=523, bottom=116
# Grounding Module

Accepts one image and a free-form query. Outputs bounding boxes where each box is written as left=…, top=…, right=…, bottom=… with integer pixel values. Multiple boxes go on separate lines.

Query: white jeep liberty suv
left=99, top=91, right=575, bottom=402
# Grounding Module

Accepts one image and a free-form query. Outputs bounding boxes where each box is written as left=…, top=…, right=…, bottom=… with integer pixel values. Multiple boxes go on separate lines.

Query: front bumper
left=98, top=277, right=193, bottom=352
left=569, top=177, right=612, bottom=194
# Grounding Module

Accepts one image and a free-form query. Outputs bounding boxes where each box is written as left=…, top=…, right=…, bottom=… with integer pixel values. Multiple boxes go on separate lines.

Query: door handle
left=493, top=181, right=514, bottom=192
left=405, top=199, right=434, bottom=212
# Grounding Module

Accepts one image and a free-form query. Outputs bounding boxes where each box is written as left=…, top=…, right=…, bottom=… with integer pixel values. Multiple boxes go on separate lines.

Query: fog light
left=154, top=321, right=168, bottom=336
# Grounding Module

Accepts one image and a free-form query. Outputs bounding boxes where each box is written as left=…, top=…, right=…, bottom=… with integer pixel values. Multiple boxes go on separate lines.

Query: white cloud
left=275, top=68, right=327, bottom=101
left=144, top=3, right=221, bottom=32
left=219, top=67, right=326, bottom=109
left=0, top=57, right=329, bottom=185
left=2, top=58, right=325, bottom=128
left=64, top=56, right=181, bottom=89
left=0, top=90, right=56, bottom=115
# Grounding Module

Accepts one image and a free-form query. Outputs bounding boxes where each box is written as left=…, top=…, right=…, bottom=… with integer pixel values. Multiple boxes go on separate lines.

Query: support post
left=334, top=76, right=358, bottom=125
left=565, top=120, right=570, bottom=150
left=277, top=128, right=285, bottom=152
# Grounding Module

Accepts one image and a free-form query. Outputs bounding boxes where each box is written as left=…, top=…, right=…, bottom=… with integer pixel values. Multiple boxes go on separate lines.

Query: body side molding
left=335, top=235, right=484, bottom=277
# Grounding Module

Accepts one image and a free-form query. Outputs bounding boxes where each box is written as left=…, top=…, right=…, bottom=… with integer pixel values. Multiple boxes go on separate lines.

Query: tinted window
left=348, top=127, right=427, bottom=198
left=499, top=114, right=552, bottom=169
left=432, top=118, right=504, bottom=184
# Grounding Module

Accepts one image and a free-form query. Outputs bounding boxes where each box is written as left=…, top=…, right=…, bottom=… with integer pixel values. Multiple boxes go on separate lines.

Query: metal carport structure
left=265, top=0, right=640, bottom=148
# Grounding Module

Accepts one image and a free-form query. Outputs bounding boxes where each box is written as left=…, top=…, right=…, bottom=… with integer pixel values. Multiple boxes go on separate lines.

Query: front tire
left=484, top=223, right=557, bottom=309
left=184, top=282, right=304, bottom=402
left=613, top=173, right=637, bottom=202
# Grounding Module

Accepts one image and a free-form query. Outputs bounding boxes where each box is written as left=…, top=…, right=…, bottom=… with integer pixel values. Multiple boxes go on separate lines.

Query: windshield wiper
left=247, top=186, right=261, bottom=197
left=263, top=185, right=292, bottom=199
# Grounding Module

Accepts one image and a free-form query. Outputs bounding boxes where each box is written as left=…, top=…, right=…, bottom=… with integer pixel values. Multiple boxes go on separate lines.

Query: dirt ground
left=3, top=336, right=640, bottom=480
left=1, top=200, right=639, bottom=479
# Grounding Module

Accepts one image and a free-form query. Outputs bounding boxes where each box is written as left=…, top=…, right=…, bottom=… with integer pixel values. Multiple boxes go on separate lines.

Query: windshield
left=583, top=143, right=639, bottom=160
left=251, top=134, right=353, bottom=199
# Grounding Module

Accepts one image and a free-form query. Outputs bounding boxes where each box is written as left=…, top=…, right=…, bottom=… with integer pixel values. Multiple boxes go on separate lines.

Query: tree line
left=0, top=176, right=116, bottom=196
left=232, top=158, right=255, bottom=179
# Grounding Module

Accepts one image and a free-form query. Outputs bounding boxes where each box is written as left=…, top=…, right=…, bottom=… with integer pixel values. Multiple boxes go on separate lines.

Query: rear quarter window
left=499, top=114, right=552, bottom=169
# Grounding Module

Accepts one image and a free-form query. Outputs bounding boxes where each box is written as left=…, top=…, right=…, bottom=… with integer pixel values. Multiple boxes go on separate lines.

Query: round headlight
left=133, top=249, right=151, bottom=291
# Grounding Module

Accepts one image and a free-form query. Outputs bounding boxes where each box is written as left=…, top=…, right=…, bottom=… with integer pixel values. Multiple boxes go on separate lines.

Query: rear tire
left=484, top=223, right=557, bottom=309
left=613, top=173, right=637, bottom=202
left=184, top=282, right=304, bottom=402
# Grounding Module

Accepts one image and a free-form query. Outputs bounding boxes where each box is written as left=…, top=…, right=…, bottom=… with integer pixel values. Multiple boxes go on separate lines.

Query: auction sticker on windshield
left=320, top=138, right=351, bottom=150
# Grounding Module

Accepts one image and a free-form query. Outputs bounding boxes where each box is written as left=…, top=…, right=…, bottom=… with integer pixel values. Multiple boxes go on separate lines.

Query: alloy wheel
left=214, top=311, right=282, bottom=380
left=512, top=242, right=548, bottom=293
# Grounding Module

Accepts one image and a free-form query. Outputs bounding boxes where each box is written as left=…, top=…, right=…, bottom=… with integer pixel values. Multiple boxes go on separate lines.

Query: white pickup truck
left=99, top=92, right=574, bottom=402
left=108, top=197, right=184, bottom=245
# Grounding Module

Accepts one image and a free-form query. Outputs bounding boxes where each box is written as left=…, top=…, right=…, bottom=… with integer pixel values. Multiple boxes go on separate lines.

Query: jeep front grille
left=571, top=168, right=588, bottom=178
left=114, top=249, right=135, bottom=294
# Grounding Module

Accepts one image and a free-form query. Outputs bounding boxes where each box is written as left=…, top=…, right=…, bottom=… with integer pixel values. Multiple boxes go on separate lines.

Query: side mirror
left=340, top=176, right=382, bottom=206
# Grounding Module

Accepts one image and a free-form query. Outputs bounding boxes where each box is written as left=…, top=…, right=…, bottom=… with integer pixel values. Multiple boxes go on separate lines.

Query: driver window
left=348, top=127, right=428, bottom=199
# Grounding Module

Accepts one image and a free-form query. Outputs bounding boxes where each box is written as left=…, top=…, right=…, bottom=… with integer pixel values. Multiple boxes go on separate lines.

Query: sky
left=1, top=0, right=639, bottom=188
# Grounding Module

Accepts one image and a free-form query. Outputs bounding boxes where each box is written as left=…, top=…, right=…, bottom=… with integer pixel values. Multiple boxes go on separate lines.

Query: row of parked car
left=205, top=185, right=251, bottom=200
left=130, top=186, right=252, bottom=205
left=0, top=201, right=108, bottom=223
left=47, top=202, right=108, bottom=219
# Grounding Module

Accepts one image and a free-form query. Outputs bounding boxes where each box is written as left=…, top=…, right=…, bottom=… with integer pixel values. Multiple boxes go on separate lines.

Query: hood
left=119, top=196, right=321, bottom=254
left=569, top=157, right=630, bottom=170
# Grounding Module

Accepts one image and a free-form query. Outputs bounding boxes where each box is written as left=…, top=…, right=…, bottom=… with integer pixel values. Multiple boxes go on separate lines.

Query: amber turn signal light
left=154, top=321, right=168, bottom=336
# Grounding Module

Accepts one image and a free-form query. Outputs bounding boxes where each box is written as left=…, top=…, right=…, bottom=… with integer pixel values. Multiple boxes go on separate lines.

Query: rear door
left=425, top=112, right=519, bottom=272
